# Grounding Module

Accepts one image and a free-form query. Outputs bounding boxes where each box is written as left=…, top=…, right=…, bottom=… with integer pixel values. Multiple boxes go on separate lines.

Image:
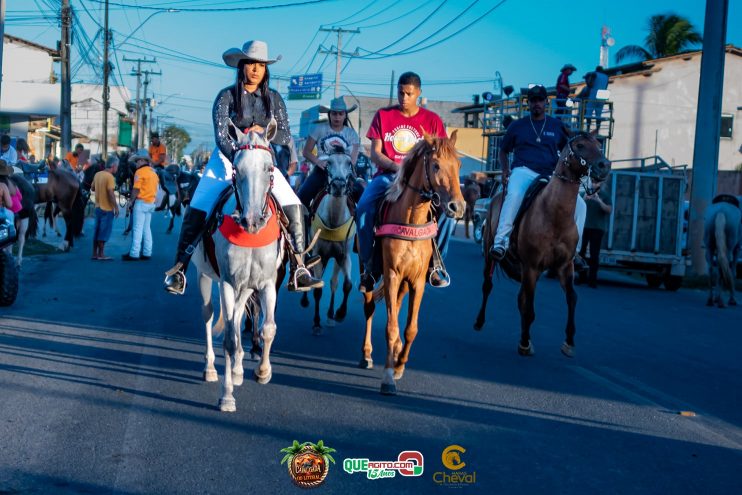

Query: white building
left=601, top=45, right=742, bottom=171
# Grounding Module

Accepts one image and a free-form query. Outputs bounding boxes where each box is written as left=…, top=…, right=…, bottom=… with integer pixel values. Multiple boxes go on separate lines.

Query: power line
left=85, top=0, right=335, bottom=12
left=359, top=0, right=508, bottom=59
left=357, top=3, right=419, bottom=29
left=323, top=0, right=379, bottom=27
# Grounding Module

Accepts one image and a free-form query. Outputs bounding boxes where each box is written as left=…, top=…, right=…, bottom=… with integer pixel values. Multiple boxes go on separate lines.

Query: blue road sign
left=289, top=73, right=322, bottom=100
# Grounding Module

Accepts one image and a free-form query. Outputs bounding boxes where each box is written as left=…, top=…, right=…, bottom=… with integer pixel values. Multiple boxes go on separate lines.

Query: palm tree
left=615, top=14, right=702, bottom=64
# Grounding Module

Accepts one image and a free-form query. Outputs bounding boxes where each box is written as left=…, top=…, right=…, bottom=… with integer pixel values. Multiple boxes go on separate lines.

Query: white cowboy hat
left=319, top=97, right=357, bottom=114
left=222, top=40, right=282, bottom=68
left=129, top=148, right=151, bottom=166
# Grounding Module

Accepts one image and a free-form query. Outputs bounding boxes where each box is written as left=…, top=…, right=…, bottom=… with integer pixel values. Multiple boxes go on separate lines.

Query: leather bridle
left=232, top=142, right=274, bottom=219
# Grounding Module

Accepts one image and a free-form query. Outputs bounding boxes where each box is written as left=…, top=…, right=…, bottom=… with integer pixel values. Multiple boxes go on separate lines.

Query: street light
left=118, top=9, right=179, bottom=47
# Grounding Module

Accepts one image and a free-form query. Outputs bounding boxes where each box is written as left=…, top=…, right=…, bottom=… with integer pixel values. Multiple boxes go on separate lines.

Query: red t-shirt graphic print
left=366, top=105, right=447, bottom=165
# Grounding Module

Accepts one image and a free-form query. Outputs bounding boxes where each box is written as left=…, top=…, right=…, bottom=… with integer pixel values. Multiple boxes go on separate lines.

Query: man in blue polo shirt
left=490, top=85, right=586, bottom=259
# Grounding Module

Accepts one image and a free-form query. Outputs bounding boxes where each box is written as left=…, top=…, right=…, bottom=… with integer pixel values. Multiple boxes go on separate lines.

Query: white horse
left=704, top=197, right=741, bottom=308
left=300, top=152, right=356, bottom=334
left=191, top=123, right=283, bottom=412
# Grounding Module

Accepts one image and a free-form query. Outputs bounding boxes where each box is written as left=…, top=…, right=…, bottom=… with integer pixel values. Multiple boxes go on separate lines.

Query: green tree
left=615, top=14, right=702, bottom=64
left=162, top=125, right=191, bottom=162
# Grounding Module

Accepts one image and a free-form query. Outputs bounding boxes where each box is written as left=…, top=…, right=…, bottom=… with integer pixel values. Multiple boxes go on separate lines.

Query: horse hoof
left=218, top=398, right=236, bottom=413
left=393, top=369, right=404, bottom=380
left=249, top=351, right=261, bottom=362
left=473, top=320, right=484, bottom=331
left=334, top=309, right=347, bottom=322
left=358, top=358, right=373, bottom=369
left=518, top=342, right=535, bottom=356
left=203, top=369, right=218, bottom=382
left=254, top=369, right=272, bottom=385
left=232, top=371, right=244, bottom=387
left=312, top=325, right=322, bottom=336
left=325, top=318, right=336, bottom=328
left=560, top=342, right=576, bottom=358
left=380, top=382, right=397, bottom=396
left=300, top=296, right=309, bottom=308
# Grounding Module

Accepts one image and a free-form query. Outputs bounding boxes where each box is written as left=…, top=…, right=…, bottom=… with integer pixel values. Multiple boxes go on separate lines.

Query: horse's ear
left=229, top=119, right=247, bottom=144
left=449, top=129, right=458, bottom=147
left=265, top=118, right=278, bottom=142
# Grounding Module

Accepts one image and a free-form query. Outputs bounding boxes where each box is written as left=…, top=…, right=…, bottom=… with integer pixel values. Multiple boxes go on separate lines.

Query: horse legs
left=474, top=257, right=496, bottom=330
left=15, top=218, right=29, bottom=269
left=230, top=292, right=249, bottom=387
left=333, top=253, right=353, bottom=323
left=729, top=251, right=738, bottom=306
left=218, top=282, right=238, bottom=412
left=558, top=262, right=578, bottom=358
left=200, top=274, right=218, bottom=382
left=326, top=262, right=341, bottom=325
left=359, top=291, right=375, bottom=369
left=167, top=211, right=175, bottom=234
left=381, top=277, right=402, bottom=395
left=255, top=284, right=277, bottom=385
left=393, top=281, right=424, bottom=381
left=517, top=267, right=538, bottom=356
left=312, top=286, right=323, bottom=335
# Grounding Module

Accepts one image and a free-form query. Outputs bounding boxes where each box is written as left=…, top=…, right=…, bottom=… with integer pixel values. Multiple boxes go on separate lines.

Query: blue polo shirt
left=501, top=115, right=569, bottom=175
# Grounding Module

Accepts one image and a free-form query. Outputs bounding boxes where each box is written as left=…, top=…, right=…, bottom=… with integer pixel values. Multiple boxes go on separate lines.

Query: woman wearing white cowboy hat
left=164, top=40, right=323, bottom=295
left=297, top=97, right=362, bottom=208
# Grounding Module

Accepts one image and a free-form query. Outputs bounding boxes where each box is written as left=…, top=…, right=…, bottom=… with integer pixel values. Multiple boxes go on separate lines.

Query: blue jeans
left=356, top=172, right=454, bottom=269
left=93, top=208, right=114, bottom=242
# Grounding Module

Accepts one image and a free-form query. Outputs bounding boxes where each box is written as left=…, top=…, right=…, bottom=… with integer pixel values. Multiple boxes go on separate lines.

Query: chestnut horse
left=361, top=133, right=465, bottom=395
left=34, top=168, right=86, bottom=251
left=474, top=132, right=610, bottom=357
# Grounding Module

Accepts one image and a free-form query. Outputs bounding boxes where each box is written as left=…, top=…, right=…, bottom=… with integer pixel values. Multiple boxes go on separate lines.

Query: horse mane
left=385, top=135, right=457, bottom=202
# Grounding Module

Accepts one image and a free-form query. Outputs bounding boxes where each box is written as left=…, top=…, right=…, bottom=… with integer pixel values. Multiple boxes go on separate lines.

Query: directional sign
left=289, top=73, right=322, bottom=100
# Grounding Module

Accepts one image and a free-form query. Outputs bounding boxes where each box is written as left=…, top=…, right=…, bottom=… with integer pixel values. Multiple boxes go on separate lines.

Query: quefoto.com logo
left=434, top=445, right=477, bottom=486
left=343, top=451, right=424, bottom=480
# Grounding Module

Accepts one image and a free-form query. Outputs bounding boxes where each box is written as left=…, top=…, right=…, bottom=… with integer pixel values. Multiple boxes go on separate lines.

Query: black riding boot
left=163, top=207, right=208, bottom=295
left=284, top=204, right=324, bottom=292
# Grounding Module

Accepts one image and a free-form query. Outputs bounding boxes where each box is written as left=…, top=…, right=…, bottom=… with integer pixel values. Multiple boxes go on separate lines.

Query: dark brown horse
left=461, top=178, right=481, bottom=238
left=361, top=133, right=465, bottom=395
left=33, top=168, right=86, bottom=251
left=474, top=132, right=610, bottom=357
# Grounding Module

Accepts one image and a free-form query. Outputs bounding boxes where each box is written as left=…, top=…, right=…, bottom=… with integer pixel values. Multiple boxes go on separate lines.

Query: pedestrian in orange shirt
left=65, top=143, right=85, bottom=169
left=148, top=132, right=167, bottom=167
left=123, top=149, right=159, bottom=261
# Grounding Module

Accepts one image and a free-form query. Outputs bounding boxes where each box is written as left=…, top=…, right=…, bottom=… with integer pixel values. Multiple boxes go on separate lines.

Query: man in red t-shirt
left=356, top=71, right=453, bottom=292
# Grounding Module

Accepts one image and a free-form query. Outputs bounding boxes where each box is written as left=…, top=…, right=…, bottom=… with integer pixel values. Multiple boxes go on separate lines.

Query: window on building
left=720, top=114, right=733, bottom=138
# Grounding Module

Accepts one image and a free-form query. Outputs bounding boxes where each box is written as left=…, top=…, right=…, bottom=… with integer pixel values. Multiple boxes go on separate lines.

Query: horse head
left=560, top=132, right=611, bottom=191
left=323, top=146, right=353, bottom=198
left=229, top=120, right=276, bottom=233
left=417, top=131, right=465, bottom=220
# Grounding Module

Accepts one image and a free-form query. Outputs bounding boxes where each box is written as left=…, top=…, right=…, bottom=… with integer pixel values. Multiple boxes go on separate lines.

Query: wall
left=607, top=50, right=742, bottom=171
left=2, top=37, right=55, bottom=83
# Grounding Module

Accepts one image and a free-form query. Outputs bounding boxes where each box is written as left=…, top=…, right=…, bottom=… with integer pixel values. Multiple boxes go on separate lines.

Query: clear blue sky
left=7, top=0, right=741, bottom=153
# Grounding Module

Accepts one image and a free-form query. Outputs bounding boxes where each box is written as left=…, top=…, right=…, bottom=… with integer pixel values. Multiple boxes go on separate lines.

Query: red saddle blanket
left=218, top=199, right=280, bottom=248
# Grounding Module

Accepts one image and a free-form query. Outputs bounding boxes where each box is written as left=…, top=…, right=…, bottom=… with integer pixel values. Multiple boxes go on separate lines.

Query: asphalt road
left=0, top=211, right=740, bottom=494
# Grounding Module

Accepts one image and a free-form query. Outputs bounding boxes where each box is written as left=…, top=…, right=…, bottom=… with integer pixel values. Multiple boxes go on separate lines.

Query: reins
left=232, top=141, right=275, bottom=219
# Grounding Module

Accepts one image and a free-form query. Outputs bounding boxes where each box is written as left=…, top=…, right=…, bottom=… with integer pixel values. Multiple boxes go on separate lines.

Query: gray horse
left=191, top=123, right=283, bottom=413
left=300, top=152, right=356, bottom=334
left=704, top=198, right=741, bottom=308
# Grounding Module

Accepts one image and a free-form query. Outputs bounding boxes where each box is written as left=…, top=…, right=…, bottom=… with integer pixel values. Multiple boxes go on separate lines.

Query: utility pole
left=689, top=0, right=729, bottom=276
left=141, top=69, right=161, bottom=148
left=60, top=0, right=72, bottom=154
left=101, top=0, right=110, bottom=159
left=124, top=56, right=156, bottom=150
left=388, top=70, right=395, bottom=105
left=0, top=0, right=6, bottom=106
left=319, top=27, right=360, bottom=98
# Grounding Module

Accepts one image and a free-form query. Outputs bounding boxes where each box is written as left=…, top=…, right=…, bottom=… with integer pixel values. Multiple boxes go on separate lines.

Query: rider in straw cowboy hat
left=164, top=40, right=323, bottom=295
left=298, top=96, right=363, bottom=209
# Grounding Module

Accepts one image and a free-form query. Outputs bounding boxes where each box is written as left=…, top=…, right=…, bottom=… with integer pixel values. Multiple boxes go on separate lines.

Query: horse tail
left=372, top=281, right=385, bottom=304
left=212, top=309, right=225, bottom=337
left=26, top=200, right=38, bottom=239
left=714, top=212, right=733, bottom=290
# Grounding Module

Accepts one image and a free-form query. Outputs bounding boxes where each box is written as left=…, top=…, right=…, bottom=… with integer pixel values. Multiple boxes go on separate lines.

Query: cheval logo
left=343, top=451, right=424, bottom=479
left=280, top=440, right=336, bottom=488
left=434, top=445, right=477, bottom=486
left=384, top=125, right=420, bottom=154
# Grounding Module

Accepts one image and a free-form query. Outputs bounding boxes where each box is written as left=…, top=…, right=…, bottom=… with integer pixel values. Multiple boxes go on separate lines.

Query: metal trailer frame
left=600, top=169, right=687, bottom=284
